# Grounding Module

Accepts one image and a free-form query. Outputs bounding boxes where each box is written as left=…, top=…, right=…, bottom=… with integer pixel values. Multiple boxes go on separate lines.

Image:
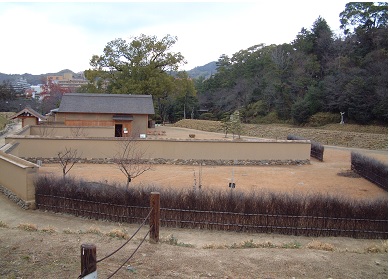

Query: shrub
left=199, top=113, right=216, bottom=120
left=252, top=111, right=283, bottom=124
left=291, top=98, right=312, bottom=124
left=308, top=112, right=339, bottom=127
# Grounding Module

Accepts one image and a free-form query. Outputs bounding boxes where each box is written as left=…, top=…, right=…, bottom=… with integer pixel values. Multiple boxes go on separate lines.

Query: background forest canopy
left=5, top=2, right=384, bottom=126
left=196, top=2, right=388, bottom=125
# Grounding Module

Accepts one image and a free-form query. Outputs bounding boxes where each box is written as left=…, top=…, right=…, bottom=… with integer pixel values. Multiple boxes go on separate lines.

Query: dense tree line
left=75, top=3, right=388, bottom=125
left=197, top=3, right=388, bottom=125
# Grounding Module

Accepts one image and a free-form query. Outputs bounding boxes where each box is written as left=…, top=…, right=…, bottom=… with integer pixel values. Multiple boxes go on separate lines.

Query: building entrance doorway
left=115, top=124, right=123, bottom=137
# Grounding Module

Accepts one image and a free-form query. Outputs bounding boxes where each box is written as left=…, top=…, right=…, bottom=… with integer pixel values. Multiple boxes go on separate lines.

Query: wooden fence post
left=150, top=192, right=160, bottom=243
left=80, top=243, right=97, bottom=278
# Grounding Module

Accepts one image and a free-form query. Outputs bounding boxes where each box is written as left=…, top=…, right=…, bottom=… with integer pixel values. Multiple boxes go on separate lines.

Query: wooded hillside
left=196, top=3, right=388, bottom=125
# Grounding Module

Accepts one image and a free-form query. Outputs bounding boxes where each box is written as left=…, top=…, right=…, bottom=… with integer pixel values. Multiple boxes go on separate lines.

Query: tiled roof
left=58, top=93, right=155, bottom=115
left=10, top=107, right=47, bottom=120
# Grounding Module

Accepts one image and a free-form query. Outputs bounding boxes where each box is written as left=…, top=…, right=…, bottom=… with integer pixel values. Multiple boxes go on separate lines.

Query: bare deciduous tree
left=230, top=110, right=242, bottom=139
left=38, top=123, right=55, bottom=137
left=70, top=127, right=89, bottom=137
left=114, top=137, right=152, bottom=189
left=57, top=147, right=80, bottom=179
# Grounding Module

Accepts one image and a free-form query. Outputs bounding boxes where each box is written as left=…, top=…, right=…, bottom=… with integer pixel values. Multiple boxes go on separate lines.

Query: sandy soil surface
left=39, top=130, right=388, bottom=200
left=0, top=192, right=387, bottom=279
left=0, top=125, right=388, bottom=278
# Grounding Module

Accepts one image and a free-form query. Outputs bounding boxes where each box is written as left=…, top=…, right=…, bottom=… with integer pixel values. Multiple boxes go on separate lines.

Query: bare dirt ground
left=0, top=125, right=388, bottom=278
left=39, top=125, right=388, bottom=200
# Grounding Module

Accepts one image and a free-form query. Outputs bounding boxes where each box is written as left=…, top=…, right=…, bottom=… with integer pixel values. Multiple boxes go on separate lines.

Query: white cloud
left=0, top=1, right=349, bottom=74
left=0, top=5, right=92, bottom=74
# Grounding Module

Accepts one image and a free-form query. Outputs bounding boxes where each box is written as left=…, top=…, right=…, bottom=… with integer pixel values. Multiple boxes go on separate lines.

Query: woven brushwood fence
left=351, top=152, right=388, bottom=191
left=35, top=177, right=387, bottom=239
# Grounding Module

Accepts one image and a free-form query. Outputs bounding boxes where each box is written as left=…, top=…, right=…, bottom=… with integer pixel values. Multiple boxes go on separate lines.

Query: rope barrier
left=77, top=192, right=160, bottom=279
left=106, top=228, right=151, bottom=279
left=96, top=209, right=152, bottom=263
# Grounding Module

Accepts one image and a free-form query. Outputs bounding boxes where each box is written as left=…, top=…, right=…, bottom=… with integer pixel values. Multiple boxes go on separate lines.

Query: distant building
left=24, top=85, right=43, bottom=99
left=10, top=107, right=47, bottom=127
left=12, top=78, right=30, bottom=94
left=47, top=72, right=88, bottom=92
left=30, top=85, right=43, bottom=99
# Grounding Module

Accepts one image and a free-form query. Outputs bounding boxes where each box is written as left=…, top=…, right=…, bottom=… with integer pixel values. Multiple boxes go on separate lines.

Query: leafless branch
left=57, top=147, right=80, bottom=179
left=114, top=137, right=152, bottom=189
left=70, top=127, right=89, bottom=137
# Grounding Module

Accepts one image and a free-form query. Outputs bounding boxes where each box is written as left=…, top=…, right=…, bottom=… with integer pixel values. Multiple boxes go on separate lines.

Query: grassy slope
left=0, top=115, right=8, bottom=130
left=175, top=120, right=388, bottom=150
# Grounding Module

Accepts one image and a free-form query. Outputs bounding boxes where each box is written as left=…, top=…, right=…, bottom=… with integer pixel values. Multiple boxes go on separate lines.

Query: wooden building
left=56, top=93, right=155, bottom=137
left=10, top=107, right=47, bottom=127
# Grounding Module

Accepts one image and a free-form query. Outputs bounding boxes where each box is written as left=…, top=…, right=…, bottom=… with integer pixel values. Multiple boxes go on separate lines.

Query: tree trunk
left=126, top=176, right=131, bottom=189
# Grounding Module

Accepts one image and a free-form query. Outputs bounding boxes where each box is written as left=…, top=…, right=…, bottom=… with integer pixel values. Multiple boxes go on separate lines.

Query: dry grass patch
left=62, top=228, right=77, bottom=234
left=203, top=240, right=300, bottom=249
left=86, top=226, right=103, bottom=235
left=174, top=119, right=388, bottom=149
left=0, top=220, right=9, bottom=228
left=307, top=240, right=335, bottom=251
left=18, top=223, right=38, bottom=231
left=40, top=226, right=57, bottom=234
left=160, top=234, right=195, bottom=247
left=106, top=228, right=128, bottom=239
left=366, top=241, right=388, bottom=253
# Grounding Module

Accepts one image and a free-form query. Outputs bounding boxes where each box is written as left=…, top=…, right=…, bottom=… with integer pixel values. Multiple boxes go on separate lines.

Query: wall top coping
left=4, top=135, right=311, bottom=144
left=0, top=151, right=40, bottom=169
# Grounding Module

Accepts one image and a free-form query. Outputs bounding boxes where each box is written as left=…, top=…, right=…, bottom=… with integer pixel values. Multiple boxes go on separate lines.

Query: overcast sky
left=0, top=1, right=349, bottom=75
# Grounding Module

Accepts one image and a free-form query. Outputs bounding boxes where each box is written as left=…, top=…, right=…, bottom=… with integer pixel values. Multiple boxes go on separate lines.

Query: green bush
left=308, top=112, right=339, bottom=127
left=252, top=111, right=283, bottom=124
left=291, top=98, right=312, bottom=124
left=199, top=112, right=216, bottom=120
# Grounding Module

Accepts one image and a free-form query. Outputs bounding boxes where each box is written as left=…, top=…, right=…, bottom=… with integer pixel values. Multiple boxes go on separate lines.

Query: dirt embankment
left=174, top=120, right=388, bottom=150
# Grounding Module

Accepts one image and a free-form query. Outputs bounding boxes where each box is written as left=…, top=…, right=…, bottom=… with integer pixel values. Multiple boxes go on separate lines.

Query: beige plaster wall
left=132, top=115, right=149, bottom=136
left=5, top=137, right=310, bottom=162
left=1, top=132, right=309, bottom=207
left=22, top=117, right=38, bottom=127
left=29, top=125, right=114, bottom=137
left=0, top=151, right=39, bottom=202
left=15, top=126, right=31, bottom=135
